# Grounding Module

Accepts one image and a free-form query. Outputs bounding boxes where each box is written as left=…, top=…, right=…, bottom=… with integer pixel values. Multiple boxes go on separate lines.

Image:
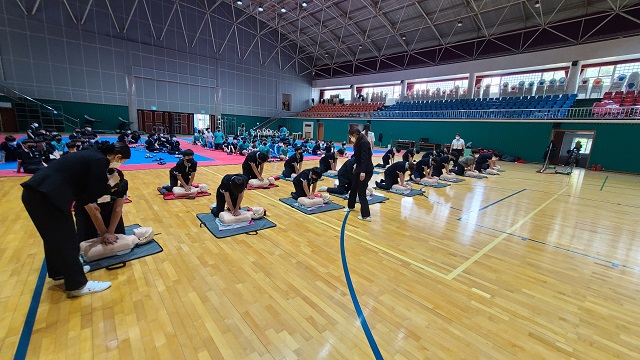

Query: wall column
left=125, top=74, right=138, bottom=131
left=400, top=80, right=407, bottom=101
left=350, top=85, right=357, bottom=103
left=467, top=72, right=476, bottom=98
left=566, top=60, right=583, bottom=94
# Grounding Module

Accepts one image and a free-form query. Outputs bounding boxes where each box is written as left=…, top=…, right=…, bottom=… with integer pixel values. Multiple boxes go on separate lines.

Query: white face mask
left=455, top=136, right=460, bottom=140
left=109, top=160, right=124, bottom=169
left=34, top=124, right=39, bottom=128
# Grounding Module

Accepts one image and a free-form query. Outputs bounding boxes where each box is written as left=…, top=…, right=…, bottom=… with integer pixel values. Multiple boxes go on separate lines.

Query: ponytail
left=96, top=141, right=131, bottom=159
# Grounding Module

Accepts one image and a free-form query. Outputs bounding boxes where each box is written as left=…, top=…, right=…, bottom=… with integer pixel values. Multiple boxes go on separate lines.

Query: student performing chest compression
left=159, top=150, right=209, bottom=198
left=375, top=161, right=416, bottom=191
left=291, top=167, right=330, bottom=207
left=376, top=147, right=401, bottom=168
left=319, top=147, right=346, bottom=174
left=283, top=147, right=305, bottom=178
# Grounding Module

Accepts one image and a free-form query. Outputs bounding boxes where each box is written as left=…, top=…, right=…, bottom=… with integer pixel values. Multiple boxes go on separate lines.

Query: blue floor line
left=14, top=259, right=47, bottom=360
left=420, top=193, right=463, bottom=211
left=461, top=221, right=640, bottom=273
left=457, top=189, right=526, bottom=220
left=340, top=213, right=384, bottom=360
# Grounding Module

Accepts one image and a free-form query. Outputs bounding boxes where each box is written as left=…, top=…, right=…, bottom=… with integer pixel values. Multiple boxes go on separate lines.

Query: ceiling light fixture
left=358, top=45, right=363, bottom=49
left=258, top=6, right=264, bottom=11
left=236, top=0, right=242, bottom=4
left=401, top=34, right=406, bottom=40
left=457, top=19, right=463, bottom=26
left=534, top=0, right=540, bottom=7
left=302, top=2, right=308, bottom=7
left=280, top=7, right=286, bottom=12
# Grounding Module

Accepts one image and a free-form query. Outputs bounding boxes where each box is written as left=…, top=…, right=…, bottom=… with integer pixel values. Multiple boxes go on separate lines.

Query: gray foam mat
left=420, top=182, right=451, bottom=188
left=465, top=174, right=488, bottom=179
left=196, top=212, right=276, bottom=238
left=279, top=197, right=344, bottom=214
left=374, top=187, right=424, bottom=197
left=83, top=224, right=163, bottom=272
left=439, top=177, right=464, bottom=183
left=332, top=193, right=389, bottom=204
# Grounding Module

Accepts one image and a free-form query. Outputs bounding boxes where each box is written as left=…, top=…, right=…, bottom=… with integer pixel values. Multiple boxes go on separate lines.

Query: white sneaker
left=358, top=216, right=372, bottom=222
left=83, top=265, right=90, bottom=273
left=67, top=281, right=111, bottom=298
left=318, top=186, right=328, bottom=192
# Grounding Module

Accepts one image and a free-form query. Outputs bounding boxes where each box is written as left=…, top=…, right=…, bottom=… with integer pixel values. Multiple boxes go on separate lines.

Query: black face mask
left=185, top=159, right=194, bottom=164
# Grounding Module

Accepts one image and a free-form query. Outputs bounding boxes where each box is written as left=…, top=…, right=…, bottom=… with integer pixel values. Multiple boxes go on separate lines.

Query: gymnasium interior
left=1, top=0, right=640, bottom=359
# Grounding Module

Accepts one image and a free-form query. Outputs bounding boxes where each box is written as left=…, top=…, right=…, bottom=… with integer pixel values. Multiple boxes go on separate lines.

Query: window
left=361, top=85, right=401, bottom=99
left=194, top=114, right=209, bottom=130
left=323, top=89, right=351, bottom=100
left=501, top=73, right=542, bottom=87
left=582, top=65, right=614, bottom=88
left=413, top=80, right=468, bottom=93
left=614, top=62, right=640, bottom=76
left=572, top=137, right=592, bottom=154
left=542, top=70, right=567, bottom=80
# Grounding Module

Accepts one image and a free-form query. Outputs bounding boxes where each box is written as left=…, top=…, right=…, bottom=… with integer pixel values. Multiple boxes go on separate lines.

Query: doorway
left=550, top=130, right=595, bottom=168
left=194, top=114, right=210, bottom=131
left=317, top=122, right=324, bottom=140
left=282, top=93, right=292, bottom=111
left=303, top=122, right=314, bottom=139
left=0, top=108, right=18, bottom=132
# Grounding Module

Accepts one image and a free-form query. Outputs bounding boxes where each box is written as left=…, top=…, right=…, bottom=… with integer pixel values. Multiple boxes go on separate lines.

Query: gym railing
left=296, top=106, right=640, bottom=120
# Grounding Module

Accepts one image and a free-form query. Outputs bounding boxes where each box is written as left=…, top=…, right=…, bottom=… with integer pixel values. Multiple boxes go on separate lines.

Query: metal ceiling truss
left=315, top=1, right=640, bottom=78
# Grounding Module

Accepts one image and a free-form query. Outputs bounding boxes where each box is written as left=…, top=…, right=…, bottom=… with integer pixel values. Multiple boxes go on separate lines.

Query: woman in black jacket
left=21, top=142, right=131, bottom=298
left=347, top=128, right=374, bottom=221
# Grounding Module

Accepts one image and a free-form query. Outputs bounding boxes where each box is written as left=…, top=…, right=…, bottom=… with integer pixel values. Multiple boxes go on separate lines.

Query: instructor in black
left=21, top=142, right=131, bottom=298
left=347, top=128, right=374, bottom=222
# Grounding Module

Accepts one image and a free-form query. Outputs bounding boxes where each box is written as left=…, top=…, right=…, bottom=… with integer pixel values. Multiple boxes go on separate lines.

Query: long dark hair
left=96, top=141, right=132, bottom=159
left=351, top=128, right=366, bottom=151
left=363, top=123, right=371, bottom=139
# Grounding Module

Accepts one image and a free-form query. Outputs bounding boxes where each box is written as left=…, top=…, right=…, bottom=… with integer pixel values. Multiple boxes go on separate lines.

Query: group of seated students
left=2, top=125, right=104, bottom=173
left=144, top=133, right=182, bottom=154
left=372, top=145, right=501, bottom=187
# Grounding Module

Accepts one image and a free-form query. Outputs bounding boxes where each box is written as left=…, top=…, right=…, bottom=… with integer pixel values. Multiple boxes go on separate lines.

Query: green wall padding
left=37, top=99, right=129, bottom=132
left=222, top=114, right=270, bottom=132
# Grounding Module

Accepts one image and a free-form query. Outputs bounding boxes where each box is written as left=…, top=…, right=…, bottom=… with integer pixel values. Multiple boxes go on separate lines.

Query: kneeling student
left=283, top=146, right=304, bottom=178
left=242, top=150, right=269, bottom=180
left=319, top=148, right=345, bottom=173
left=376, top=146, right=400, bottom=168
left=375, top=161, right=415, bottom=190
left=211, top=174, right=248, bottom=217
left=168, top=149, right=197, bottom=191
left=452, top=150, right=479, bottom=175
left=321, top=157, right=355, bottom=195
left=402, top=148, right=419, bottom=162
left=291, top=167, right=322, bottom=200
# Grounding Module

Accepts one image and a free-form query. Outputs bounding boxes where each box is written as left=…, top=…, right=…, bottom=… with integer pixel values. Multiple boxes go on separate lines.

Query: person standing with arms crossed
left=346, top=128, right=374, bottom=222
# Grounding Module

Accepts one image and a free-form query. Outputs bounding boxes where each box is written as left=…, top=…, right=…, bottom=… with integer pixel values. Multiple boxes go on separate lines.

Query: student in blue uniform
left=242, top=150, right=269, bottom=180
left=283, top=146, right=304, bottom=178
left=376, top=147, right=401, bottom=168
left=291, top=167, right=322, bottom=200
left=375, top=161, right=415, bottom=190
left=213, top=128, right=225, bottom=150
left=211, top=174, right=248, bottom=217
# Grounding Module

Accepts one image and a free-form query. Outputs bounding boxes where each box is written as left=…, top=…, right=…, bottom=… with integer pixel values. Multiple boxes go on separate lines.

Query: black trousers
left=348, top=171, right=373, bottom=217
left=451, top=163, right=465, bottom=176
left=327, top=184, right=350, bottom=195
left=382, top=155, right=391, bottom=166
left=212, top=190, right=239, bottom=217
left=242, top=164, right=258, bottom=180
left=292, top=181, right=307, bottom=199
left=283, top=165, right=295, bottom=178
left=22, top=188, right=87, bottom=291
left=23, top=164, right=45, bottom=174
left=376, top=174, right=398, bottom=190
left=451, top=149, right=463, bottom=158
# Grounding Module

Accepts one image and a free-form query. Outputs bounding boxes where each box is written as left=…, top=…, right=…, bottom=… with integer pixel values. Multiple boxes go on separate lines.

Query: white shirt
left=367, top=131, right=375, bottom=144
left=451, top=138, right=465, bottom=149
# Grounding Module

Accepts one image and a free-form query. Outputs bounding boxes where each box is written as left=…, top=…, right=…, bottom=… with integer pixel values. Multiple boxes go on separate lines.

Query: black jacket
left=352, top=139, right=374, bottom=175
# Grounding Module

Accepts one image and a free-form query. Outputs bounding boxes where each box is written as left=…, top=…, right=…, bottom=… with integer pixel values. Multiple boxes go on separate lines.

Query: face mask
left=456, top=137, right=460, bottom=140
left=86, top=128, right=91, bottom=132
left=185, top=158, right=194, bottom=164
left=75, top=131, right=80, bottom=134
left=55, top=139, right=62, bottom=143
left=34, top=124, right=39, bottom=128
left=9, top=141, right=17, bottom=146
left=109, top=160, right=123, bottom=169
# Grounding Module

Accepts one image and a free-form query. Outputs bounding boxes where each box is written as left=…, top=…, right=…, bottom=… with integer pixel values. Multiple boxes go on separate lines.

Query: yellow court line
left=201, top=167, right=450, bottom=279
left=446, top=186, right=568, bottom=280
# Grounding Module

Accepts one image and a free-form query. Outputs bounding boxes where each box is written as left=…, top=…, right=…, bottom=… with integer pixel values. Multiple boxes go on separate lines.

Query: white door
left=303, top=122, right=314, bottom=139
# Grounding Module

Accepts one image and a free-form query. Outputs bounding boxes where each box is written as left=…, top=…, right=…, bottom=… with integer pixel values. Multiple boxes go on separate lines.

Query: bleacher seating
left=299, top=102, right=384, bottom=118
left=592, top=90, right=640, bottom=117
left=373, top=94, right=578, bottom=119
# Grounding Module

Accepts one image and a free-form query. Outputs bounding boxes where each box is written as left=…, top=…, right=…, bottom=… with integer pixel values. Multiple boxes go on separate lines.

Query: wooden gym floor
left=1, top=159, right=640, bottom=359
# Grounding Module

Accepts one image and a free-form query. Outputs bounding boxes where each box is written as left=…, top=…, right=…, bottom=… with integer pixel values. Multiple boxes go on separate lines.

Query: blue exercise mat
left=279, top=197, right=344, bottom=214
left=83, top=224, right=163, bottom=272
left=196, top=212, right=276, bottom=238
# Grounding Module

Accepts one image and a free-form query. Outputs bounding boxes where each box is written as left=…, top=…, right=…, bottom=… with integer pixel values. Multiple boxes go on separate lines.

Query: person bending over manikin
left=375, top=161, right=415, bottom=190
left=319, top=157, right=355, bottom=195
left=410, top=156, right=435, bottom=183
left=291, top=167, right=322, bottom=204
left=451, top=149, right=479, bottom=176
left=211, top=174, right=248, bottom=217
left=402, top=148, right=420, bottom=163
left=159, top=149, right=198, bottom=194
left=431, top=153, right=457, bottom=179
left=278, top=143, right=290, bottom=161
left=80, top=227, right=154, bottom=263
left=319, top=148, right=345, bottom=174
left=376, top=147, right=401, bottom=168
left=242, top=151, right=269, bottom=181
left=475, top=152, right=501, bottom=174
left=283, top=146, right=304, bottom=178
